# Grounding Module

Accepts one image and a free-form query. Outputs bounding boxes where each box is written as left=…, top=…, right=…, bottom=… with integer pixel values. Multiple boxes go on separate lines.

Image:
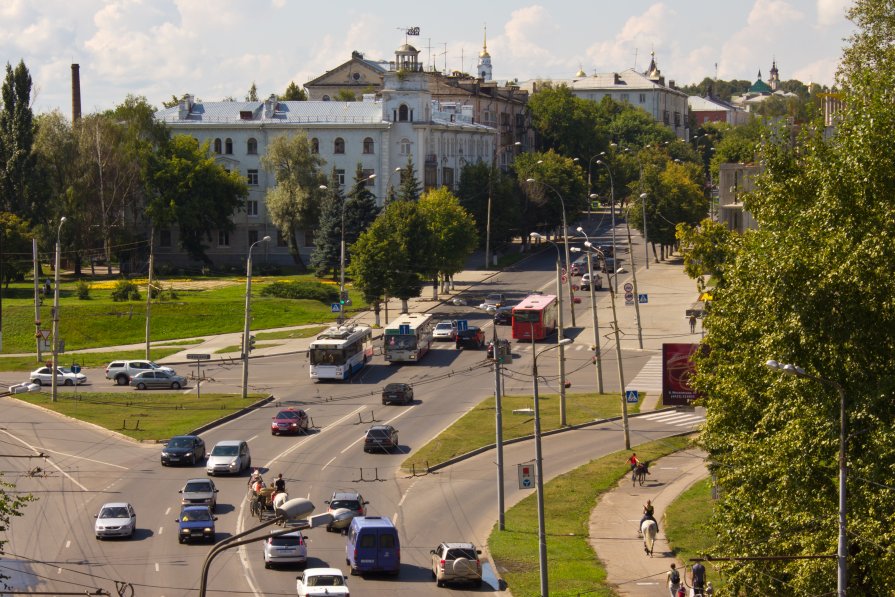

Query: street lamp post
left=571, top=236, right=603, bottom=394
left=386, top=166, right=403, bottom=202
left=594, top=161, right=619, bottom=291
left=619, top=211, right=644, bottom=349
left=51, top=216, right=66, bottom=403
left=530, top=232, right=568, bottom=427
left=639, top=192, right=650, bottom=269
left=584, top=241, right=630, bottom=448
left=486, top=141, right=521, bottom=269
left=530, top=336, right=572, bottom=597
left=526, top=178, right=576, bottom=327
left=766, top=360, right=847, bottom=596
left=241, top=235, right=270, bottom=399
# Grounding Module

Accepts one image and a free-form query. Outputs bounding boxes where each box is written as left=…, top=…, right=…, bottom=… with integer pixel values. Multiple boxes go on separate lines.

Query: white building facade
left=153, top=52, right=496, bottom=267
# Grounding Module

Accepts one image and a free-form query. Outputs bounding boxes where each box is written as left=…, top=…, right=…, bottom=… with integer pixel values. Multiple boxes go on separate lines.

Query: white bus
left=309, top=324, right=373, bottom=381
left=383, top=313, right=434, bottom=363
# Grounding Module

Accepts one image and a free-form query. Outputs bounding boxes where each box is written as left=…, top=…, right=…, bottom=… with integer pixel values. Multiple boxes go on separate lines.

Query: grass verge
left=664, top=478, right=721, bottom=591
left=0, top=348, right=184, bottom=372
left=401, top=392, right=639, bottom=471
left=489, top=435, right=694, bottom=597
left=255, top=327, right=328, bottom=341
left=13, top=392, right=266, bottom=441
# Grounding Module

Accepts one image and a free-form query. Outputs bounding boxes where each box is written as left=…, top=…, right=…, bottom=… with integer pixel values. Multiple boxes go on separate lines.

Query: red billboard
left=662, top=343, right=701, bottom=406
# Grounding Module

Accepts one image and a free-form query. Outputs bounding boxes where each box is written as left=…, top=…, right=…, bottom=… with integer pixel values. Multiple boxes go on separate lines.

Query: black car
left=455, top=326, right=486, bottom=349
left=364, top=424, right=400, bottom=453
left=493, top=305, right=514, bottom=325
left=161, top=435, right=206, bottom=466
left=382, top=382, right=414, bottom=405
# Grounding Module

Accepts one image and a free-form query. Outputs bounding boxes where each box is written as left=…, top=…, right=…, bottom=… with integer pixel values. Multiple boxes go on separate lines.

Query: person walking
left=667, top=563, right=682, bottom=597
left=274, top=473, right=286, bottom=493
left=689, top=314, right=697, bottom=333
left=691, top=561, right=706, bottom=595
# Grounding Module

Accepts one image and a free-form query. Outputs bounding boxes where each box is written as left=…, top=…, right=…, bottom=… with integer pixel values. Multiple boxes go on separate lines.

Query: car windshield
left=309, top=348, right=347, bottom=366
left=270, top=534, right=302, bottom=546
left=307, top=575, right=343, bottom=587
left=330, top=499, right=361, bottom=510
left=384, top=384, right=405, bottom=392
left=184, top=482, right=212, bottom=493
left=168, top=437, right=194, bottom=448
left=435, top=323, right=453, bottom=330
left=211, top=445, right=238, bottom=456
left=368, top=428, right=390, bottom=438
left=99, top=507, right=129, bottom=519
left=181, top=510, right=211, bottom=522
left=277, top=411, right=301, bottom=420
left=446, top=548, right=478, bottom=560
left=513, top=310, right=541, bottom=323
left=386, top=334, right=417, bottom=350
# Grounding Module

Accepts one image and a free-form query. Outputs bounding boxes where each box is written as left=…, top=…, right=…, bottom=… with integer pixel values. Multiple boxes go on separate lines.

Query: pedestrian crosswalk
left=625, top=355, right=663, bottom=396
left=636, top=410, right=705, bottom=428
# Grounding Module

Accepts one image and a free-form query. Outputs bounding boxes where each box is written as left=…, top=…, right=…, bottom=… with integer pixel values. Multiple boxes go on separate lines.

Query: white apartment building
left=153, top=44, right=496, bottom=267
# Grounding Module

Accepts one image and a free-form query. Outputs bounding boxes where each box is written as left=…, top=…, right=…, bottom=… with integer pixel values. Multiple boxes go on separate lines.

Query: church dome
left=397, top=43, right=418, bottom=54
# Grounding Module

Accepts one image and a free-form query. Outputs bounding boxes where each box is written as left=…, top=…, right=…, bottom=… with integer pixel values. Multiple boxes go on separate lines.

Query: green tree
left=396, top=154, right=422, bottom=202
left=310, top=168, right=344, bottom=278
left=147, top=135, right=247, bottom=265
left=676, top=219, right=740, bottom=284
left=32, top=110, right=76, bottom=232
left=418, top=187, right=478, bottom=298
left=514, top=150, right=587, bottom=237
left=0, top=60, right=39, bottom=223
left=0, top=211, right=34, bottom=285
left=457, top=162, right=520, bottom=253
left=343, top=164, right=379, bottom=247
left=334, top=89, right=357, bottom=102
left=526, top=83, right=607, bottom=159
left=246, top=82, right=258, bottom=102
left=280, top=82, right=307, bottom=101
left=696, top=1, right=895, bottom=593
left=260, top=133, right=325, bottom=269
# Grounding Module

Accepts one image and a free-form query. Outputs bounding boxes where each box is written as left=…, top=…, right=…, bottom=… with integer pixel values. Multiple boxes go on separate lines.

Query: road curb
left=187, top=394, right=275, bottom=436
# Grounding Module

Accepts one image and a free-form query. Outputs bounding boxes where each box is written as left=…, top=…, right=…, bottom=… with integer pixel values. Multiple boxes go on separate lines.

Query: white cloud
left=718, top=0, right=805, bottom=80
left=501, top=5, right=555, bottom=62
left=816, top=0, right=849, bottom=27
left=746, top=0, right=802, bottom=25
left=791, top=55, right=841, bottom=86
left=585, top=3, right=674, bottom=73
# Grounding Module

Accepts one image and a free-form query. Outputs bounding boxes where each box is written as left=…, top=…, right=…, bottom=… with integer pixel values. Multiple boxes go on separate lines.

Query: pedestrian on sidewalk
left=691, top=561, right=706, bottom=595
left=667, top=563, right=682, bottom=597
left=689, top=314, right=697, bottom=333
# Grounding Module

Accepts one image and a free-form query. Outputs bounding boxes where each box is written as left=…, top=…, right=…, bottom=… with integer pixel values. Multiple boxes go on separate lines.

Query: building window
left=225, top=138, right=233, bottom=154
left=424, top=165, right=437, bottom=189
left=335, top=169, right=345, bottom=186
left=322, top=95, right=330, bottom=101
left=247, top=200, right=258, bottom=216
left=400, top=138, right=411, bottom=155
left=311, top=138, right=319, bottom=154
left=334, top=137, right=345, bottom=154
left=363, top=137, right=374, bottom=154
left=639, top=93, right=646, bottom=103
left=500, top=112, right=510, bottom=127
left=398, top=104, right=409, bottom=122
left=663, top=110, right=670, bottom=125
left=159, top=229, right=172, bottom=248
left=248, top=230, right=259, bottom=245
left=213, top=138, right=222, bottom=154
left=218, top=230, right=230, bottom=247
left=247, top=138, right=258, bottom=154
left=277, top=230, right=288, bottom=247
left=442, top=167, right=454, bottom=189
left=620, top=93, right=629, bottom=103
left=361, top=168, right=375, bottom=186
left=674, top=112, right=681, bottom=126
left=247, top=169, right=259, bottom=185
left=303, top=230, right=315, bottom=247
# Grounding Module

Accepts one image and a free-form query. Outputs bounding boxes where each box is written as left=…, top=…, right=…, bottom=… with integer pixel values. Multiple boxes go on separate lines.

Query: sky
left=1, top=0, right=856, bottom=117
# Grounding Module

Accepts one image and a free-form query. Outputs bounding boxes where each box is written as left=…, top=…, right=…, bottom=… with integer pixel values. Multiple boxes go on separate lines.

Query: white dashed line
left=155, top=563, right=159, bottom=572
left=158, top=527, right=164, bottom=535
left=65, top=540, right=70, bottom=549
left=322, top=457, right=336, bottom=470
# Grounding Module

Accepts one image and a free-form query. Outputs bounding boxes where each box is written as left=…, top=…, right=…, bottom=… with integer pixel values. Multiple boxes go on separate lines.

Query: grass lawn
left=488, top=435, right=694, bottom=597
left=664, top=478, right=722, bottom=590
left=214, top=342, right=282, bottom=354
left=13, top=391, right=266, bottom=441
left=0, top=348, right=184, bottom=372
left=401, top=391, right=639, bottom=471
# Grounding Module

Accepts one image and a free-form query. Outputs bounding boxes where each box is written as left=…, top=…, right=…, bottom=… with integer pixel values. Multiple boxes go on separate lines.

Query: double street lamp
left=241, top=235, right=270, bottom=399
left=51, top=216, right=66, bottom=403
left=593, top=161, right=619, bottom=291
left=766, top=360, right=847, bottom=596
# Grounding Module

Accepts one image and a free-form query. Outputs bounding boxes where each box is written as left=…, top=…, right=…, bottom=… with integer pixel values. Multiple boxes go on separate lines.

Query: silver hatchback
left=130, top=370, right=188, bottom=390
left=263, top=530, right=307, bottom=568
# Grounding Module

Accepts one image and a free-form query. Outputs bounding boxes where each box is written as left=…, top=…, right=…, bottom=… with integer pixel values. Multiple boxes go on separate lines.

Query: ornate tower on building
left=768, top=59, right=780, bottom=91
left=477, top=26, right=492, bottom=81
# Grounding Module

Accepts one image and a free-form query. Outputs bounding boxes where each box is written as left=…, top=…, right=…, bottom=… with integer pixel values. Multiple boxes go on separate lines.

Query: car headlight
left=161, top=452, right=170, bottom=457
left=180, top=528, right=190, bottom=534
left=204, top=527, right=213, bottom=533
left=184, top=452, right=193, bottom=457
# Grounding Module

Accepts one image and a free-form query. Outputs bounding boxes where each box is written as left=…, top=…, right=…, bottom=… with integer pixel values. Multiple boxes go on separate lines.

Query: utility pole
left=51, top=217, right=66, bottom=403
left=145, top=226, right=154, bottom=359
left=33, top=239, right=41, bottom=361
left=555, top=257, right=567, bottom=427
left=493, top=324, right=505, bottom=530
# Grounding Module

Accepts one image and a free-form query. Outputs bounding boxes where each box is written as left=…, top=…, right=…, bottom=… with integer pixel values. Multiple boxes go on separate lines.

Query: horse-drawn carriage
left=248, top=486, right=288, bottom=522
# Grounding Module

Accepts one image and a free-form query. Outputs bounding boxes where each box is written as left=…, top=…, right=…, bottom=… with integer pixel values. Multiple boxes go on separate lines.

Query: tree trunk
left=431, top=276, right=438, bottom=301
left=286, top=228, right=306, bottom=271
left=651, top=243, right=660, bottom=263
left=372, top=301, right=381, bottom=327
left=74, top=253, right=82, bottom=277
left=400, top=298, right=409, bottom=314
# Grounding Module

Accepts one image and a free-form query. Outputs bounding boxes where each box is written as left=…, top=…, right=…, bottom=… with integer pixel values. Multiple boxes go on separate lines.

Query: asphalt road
left=0, top=219, right=701, bottom=597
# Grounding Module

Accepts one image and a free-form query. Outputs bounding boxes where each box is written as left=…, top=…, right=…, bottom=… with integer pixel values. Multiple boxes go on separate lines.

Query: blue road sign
left=625, top=390, right=639, bottom=403
left=331, top=303, right=342, bottom=313
left=456, top=320, right=469, bottom=332
left=399, top=324, right=411, bottom=335
left=638, top=293, right=648, bottom=304
left=71, top=364, right=81, bottom=374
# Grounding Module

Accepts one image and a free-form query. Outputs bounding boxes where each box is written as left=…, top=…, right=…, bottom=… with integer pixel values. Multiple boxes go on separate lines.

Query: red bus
left=512, top=294, right=558, bottom=341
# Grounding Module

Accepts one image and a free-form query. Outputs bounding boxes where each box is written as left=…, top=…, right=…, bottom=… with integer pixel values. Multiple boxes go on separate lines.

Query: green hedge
left=259, top=280, right=338, bottom=303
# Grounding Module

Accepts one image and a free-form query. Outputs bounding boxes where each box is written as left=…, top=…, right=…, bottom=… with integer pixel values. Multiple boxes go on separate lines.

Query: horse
left=641, top=519, right=657, bottom=556
left=633, top=462, right=650, bottom=486
left=273, top=491, right=289, bottom=525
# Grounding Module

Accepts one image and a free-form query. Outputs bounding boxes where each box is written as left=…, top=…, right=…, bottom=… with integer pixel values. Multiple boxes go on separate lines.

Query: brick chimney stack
left=71, top=64, right=81, bottom=122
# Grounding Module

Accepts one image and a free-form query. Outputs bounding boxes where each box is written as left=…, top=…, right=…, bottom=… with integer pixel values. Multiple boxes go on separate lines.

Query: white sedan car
left=433, top=321, right=457, bottom=341
left=94, top=502, right=137, bottom=539
left=30, top=366, right=87, bottom=386
left=296, top=568, right=350, bottom=596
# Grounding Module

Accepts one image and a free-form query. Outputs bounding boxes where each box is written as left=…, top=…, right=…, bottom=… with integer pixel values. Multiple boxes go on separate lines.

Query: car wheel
left=137, top=383, right=146, bottom=390
left=474, top=579, right=482, bottom=587
left=172, top=382, right=181, bottom=390
left=116, top=375, right=128, bottom=386
left=437, top=579, right=444, bottom=587
left=178, top=537, right=184, bottom=544
left=31, top=379, right=42, bottom=386
left=95, top=535, right=101, bottom=540
left=382, top=400, right=387, bottom=405
left=264, top=561, right=271, bottom=569
left=64, top=379, right=74, bottom=386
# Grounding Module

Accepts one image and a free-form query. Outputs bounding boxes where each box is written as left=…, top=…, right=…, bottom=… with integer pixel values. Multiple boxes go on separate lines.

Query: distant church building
left=731, top=59, right=796, bottom=109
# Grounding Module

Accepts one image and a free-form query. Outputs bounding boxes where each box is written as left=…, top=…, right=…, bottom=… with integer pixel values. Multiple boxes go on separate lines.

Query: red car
left=271, top=408, right=310, bottom=435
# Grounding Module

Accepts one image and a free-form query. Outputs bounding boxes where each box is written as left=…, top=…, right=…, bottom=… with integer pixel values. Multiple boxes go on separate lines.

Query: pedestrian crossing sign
left=625, top=390, right=639, bottom=403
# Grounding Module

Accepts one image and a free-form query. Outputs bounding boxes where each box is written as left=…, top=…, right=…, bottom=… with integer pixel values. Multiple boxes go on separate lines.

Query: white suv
left=105, top=360, right=175, bottom=386
left=431, top=542, right=483, bottom=587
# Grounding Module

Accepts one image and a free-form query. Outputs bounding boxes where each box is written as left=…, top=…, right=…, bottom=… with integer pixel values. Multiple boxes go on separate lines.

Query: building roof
left=688, top=95, right=739, bottom=111
left=156, top=99, right=386, bottom=125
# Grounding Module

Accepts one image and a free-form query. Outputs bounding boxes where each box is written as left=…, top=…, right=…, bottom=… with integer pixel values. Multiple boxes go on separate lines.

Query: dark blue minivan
left=345, top=516, right=400, bottom=575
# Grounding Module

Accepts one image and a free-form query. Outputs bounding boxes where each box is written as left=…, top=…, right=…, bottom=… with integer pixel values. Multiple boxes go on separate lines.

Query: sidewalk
left=589, top=449, right=710, bottom=597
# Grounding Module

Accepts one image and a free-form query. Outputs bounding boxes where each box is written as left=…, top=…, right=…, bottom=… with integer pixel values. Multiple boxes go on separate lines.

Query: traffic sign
left=186, top=353, right=211, bottom=360
left=517, top=463, right=535, bottom=490
left=71, top=364, right=81, bottom=374
left=398, top=324, right=411, bottom=335
left=456, top=320, right=469, bottom=332
left=638, top=293, right=648, bottom=304
left=331, top=303, right=342, bottom=313
left=623, top=282, right=634, bottom=292
left=624, top=291, right=635, bottom=305
left=625, top=390, right=639, bottom=403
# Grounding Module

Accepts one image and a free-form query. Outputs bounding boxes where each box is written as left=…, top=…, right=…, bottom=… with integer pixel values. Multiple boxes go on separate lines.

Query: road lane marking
left=165, top=507, right=171, bottom=516
left=17, top=444, right=127, bottom=470
left=341, top=402, right=419, bottom=456
left=247, top=434, right=259, bottom=443
left=392, top=512, right=398, bottom=525
left=65, top=540, right=70, bottom=549
left=397, top=477, right=419, bottom=508
left=322, top=457, right=336, bottom=470
left=0, top=430, right=90, bottom=491
left=155, top=563, right=159, bottom=572
left=158, top=527, right=164, bottom=535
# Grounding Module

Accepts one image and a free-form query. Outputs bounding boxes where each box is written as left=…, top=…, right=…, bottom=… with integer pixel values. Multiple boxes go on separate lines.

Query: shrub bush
left=259, top=280, right=338, bottom=303
left=111, top=279, right=141, bottom=302
left=76, top=279, right=91, bottom=300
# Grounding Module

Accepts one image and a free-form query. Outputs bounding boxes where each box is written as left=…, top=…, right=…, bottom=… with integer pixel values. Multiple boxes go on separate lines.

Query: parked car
left=270, top=408, right=310, bottom=435
left=579, top=272, right=603, bottom=291
left=105, top=360, right=174, bottom=386
left=179, top=478, right=218, bottom=512
left=493, top=305, right=514, bottom=325
left=433, top=321, right=457, bottom=341
left=431, top=542, right=483, bottom=587
left=30, top=366, right=86, bottom=386
left=161, top=435, right=206, bottom=466
left=94, top=502, right=137, bottom=540
left=263, top=529, right=307, bottom=569
left=325, top=490, right=368, bottom=532
left=363, top=425, right=399, bottom=453
left=345, top=516, right=400, bottom=575
left=205, top=440, right=251, bottom=476
left=381, top=382, right=413, bottom=405
left=296, top=568, right=350, bottom=596
left=130, top=370, right=188, bottom=390
left=176, top=505, right=216, bottom=544
left=455, top=326, right=485, bottom=349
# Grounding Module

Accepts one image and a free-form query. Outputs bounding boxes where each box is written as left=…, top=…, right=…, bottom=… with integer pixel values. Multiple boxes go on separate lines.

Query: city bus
left=308, top=324, right=373, bottom=381
left=383, top=313, right=434, bottom=363
left=511, top=294, right=558, bottom=341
